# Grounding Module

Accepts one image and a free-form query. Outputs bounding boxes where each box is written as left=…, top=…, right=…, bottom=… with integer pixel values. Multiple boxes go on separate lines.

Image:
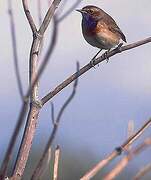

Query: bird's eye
left=88, top=9, right=94, bottom=14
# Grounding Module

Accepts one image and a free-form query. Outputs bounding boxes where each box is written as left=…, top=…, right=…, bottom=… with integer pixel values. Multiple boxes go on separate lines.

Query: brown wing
left=103, top=14, right=127, bottom=42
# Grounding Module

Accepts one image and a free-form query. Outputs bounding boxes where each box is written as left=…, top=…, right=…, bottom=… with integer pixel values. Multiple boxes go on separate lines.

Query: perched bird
left=77, top=5, right=126, bottom=64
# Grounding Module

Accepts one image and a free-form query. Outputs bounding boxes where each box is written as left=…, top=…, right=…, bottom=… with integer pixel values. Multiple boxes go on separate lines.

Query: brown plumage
left=77, top=5, right=126, bottom=50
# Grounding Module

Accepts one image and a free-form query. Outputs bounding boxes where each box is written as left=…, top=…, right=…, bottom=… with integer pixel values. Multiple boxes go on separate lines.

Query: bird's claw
left=102, top=51, right=109, bottom=63
left=115, top=43, right=123, bottom=52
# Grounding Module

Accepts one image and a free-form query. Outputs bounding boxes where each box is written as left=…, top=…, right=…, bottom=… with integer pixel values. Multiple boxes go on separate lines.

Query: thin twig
left=80, top=118, right=151, bottom=180
left=102, top=120, right=134, bottom=180
left=103, top=138, right=151, bottom=180
left=29, top=16, right=58, bottom=98
left=134, top=163, right=151, bottom=180
left=8, top=0, right=24, bottom=100
left=57, top=0, right=82, bottom=22
left=22, top=0, right=37, bottom=33
left=39, top=0, right=61, bottom=35
left=53, top=145, right=61, bottom=180
left=31, top=62, right=79, bottom=180
left=41, top=36, right=151, bottom=105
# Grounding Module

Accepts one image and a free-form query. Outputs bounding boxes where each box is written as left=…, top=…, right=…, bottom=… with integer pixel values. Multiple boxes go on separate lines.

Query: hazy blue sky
left=1, top=0, right=151, bottom=179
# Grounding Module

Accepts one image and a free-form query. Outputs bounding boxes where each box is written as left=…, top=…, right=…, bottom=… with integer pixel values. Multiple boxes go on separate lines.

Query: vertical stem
left=11, top=1, right=61, bottom=179
left=29, top=36, right=41, bottom=101
left=12, top=105, right=40, bottom=180
left=12, top=36, right=42, bottom=180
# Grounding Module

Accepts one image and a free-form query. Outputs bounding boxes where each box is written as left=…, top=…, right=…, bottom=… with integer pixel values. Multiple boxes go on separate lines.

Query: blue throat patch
left=82, top=14, right=97, bottom=30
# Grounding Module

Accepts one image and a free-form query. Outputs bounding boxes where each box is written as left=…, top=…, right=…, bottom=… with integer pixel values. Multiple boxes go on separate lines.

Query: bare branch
left=8, top=0, right=24, bottom=100
left=104, top=121, right=135, bottom=180
left=53, top=145, right=61, bottom=180
left=12, top=21, right=58, bottom=180
left=41, top=37, right=151, bottom=105
left=39, top=0, right=61, bottom=35
left=57, top=0, right=82, bottom=22
left=31, top=62, right=79, bottom=180
left=121, top=118, right=151, bottom=150
left=30, top=17, right=58, bottom=95
left=22, top=0, right=37, bottom=33
left=80, top=151, right=119, bottom=180
left=9, top=1, right=61, bottom=180
left=134, top=163, right=151, bottom=180
left=80, top=118, right=151, bottom=180
left=12, top=105, right=41, bottom=180
left=103, top=138, right=151, bottom=180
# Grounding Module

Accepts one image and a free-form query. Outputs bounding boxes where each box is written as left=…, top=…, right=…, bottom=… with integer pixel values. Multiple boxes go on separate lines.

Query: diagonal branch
left=22, top=0, right=37, bottom=33
left=80, top=118, right=151, bottom=180
left=39, top=0, right=61, bottom=35
left=41, top=36, right=151, bottom=105
left=103, top=137, right=151, bottom=180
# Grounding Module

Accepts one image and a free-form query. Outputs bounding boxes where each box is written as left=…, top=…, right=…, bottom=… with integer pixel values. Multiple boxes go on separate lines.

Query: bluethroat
left=77, top=5, right=127, bottom=65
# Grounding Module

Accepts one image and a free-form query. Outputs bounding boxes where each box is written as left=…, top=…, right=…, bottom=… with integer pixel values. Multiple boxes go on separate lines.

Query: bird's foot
left=90, top=49, right=102, bottom=68
left=90, top=58, right=96, bottom=68
left=102, top=50, right=110, bottom=63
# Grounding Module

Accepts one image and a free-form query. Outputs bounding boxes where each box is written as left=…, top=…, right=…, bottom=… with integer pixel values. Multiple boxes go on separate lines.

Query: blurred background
left=0, top=0, right=151, bottom=179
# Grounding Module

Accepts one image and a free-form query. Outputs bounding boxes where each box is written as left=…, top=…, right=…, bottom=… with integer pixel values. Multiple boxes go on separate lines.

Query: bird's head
left=76, top=5, right=104, bottom=21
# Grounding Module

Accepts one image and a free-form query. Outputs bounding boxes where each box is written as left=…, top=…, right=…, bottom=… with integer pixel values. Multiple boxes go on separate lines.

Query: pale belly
left=82, top=27, right=120, bottom=50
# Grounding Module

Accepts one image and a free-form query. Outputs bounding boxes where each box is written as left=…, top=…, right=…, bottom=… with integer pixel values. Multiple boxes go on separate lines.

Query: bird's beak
left=76, top=9, right=85, bottom=14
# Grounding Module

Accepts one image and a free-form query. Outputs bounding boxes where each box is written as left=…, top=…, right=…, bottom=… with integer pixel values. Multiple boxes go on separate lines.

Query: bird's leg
left=90, top=49, right=102, bottom=67
left=103, top=49, right=111, bottom=63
